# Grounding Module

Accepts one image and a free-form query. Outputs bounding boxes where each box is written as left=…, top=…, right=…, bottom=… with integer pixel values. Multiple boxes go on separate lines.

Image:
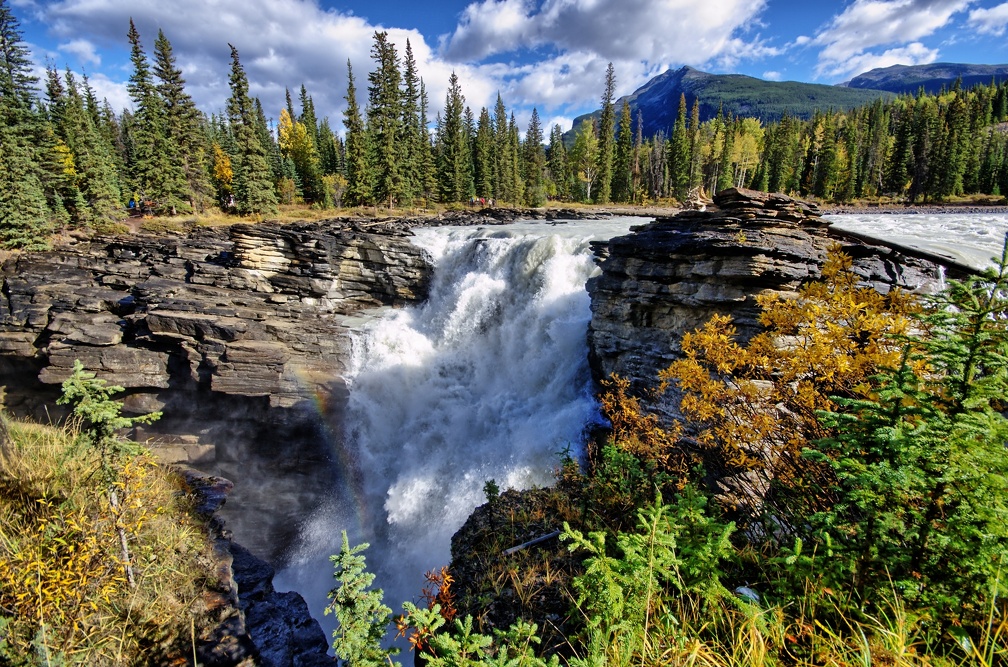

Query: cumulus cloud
left=58, top=38, right=101, bottom=66
left=968, top=2, right=1008, bottom=35
left=39, top=0, right=436, bottom=124
left=28, top=0, right=783, bottom=134
left=811, top=0, right=971, bottom=80
left=442, top=0, right=773, bottom=69
left=763, top=70, right=782, bottom=80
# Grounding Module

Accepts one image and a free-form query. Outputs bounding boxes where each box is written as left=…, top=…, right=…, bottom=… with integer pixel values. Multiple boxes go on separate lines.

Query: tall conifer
left=343, top=61, right=371, bottom=206
left=595, top=63, right=616, bottom=203
left=226, top=44, right=277, bottom=215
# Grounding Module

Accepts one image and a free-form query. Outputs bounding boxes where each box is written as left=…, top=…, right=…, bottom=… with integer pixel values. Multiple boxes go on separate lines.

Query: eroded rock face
left=587, top=188, right=947, bottom=400
left=0, top=219, right=433, bottom=562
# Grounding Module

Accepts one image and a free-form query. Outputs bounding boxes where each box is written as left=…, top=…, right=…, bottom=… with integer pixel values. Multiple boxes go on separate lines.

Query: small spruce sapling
left=326, top=530, right=399, bottom=666
left=57, top=359, right=161, bottom=588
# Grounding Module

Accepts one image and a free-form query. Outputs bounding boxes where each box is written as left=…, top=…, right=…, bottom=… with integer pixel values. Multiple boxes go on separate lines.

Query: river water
left=275, top=211, right=1008, bottom=640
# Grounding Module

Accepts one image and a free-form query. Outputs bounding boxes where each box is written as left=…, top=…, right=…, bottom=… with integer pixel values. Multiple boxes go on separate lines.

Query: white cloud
left=812, top=0, right=972, bottom=80
left=763, top=70, right=782, bottom=80
left=29, top=0, right=782, bottom=135
left=59, top=38, right=101, bottom=66
left=968, top=2, right=1008, bottom=35
left=442, top=0, right=774, bottom=72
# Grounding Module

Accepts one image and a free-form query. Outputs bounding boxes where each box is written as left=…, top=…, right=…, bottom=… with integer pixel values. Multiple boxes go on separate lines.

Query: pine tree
left=0, top=0, right=52, bottom=247
left=226, top=44, right=277, bottom=215
left=418, top=81, right=436, bottom=204
left=547, top=123, right=570, bottom=201
left=436, top=71, right=469, bottom=203
left=473, top=106, right=494, bottom=199
left=400, top=39, right=424, bottom=206
left=153, top=28, right=211, bottom=212
left=595, top=63, right=616, bottom=203
left=58, top=70, right=123, bottom=225
left=126, top=19, right=184, bottom=214
left=507, top=113, right=523, bottom=204
left=716, top=116, right=734, bottom=193
left=523, top=108, right=546, bottom=206
left=612, top=100, right=633, bottom=202
left=668, top=94, right=690, bottom=200
left=492, top=93, right=510, bottom=201
left=343, top=61, right=371, bottom=206
left=367, top=31, right=404, bottom=208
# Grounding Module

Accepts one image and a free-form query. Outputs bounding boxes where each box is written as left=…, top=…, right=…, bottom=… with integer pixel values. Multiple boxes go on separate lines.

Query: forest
left=3, top=0, right=1008, bottom=249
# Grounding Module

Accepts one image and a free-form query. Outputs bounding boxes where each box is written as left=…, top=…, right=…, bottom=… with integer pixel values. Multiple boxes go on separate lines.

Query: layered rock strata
left=0, top=220, right=433, bottom=561
left=587, top=187, right=952, bottom=401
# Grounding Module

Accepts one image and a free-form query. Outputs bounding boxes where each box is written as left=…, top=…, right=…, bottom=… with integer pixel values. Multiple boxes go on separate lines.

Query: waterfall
left=275, top=218, right=637, bottom=631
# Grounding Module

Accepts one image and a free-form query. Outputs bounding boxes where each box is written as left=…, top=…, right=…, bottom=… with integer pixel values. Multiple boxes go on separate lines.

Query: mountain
left=566, top=66, right=894, bottom=140
left=844, top=62, right=1008, bottom=95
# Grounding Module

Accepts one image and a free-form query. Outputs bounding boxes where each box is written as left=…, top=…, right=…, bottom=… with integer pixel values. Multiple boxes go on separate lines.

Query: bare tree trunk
left=108, top=488, right=136, bottom=588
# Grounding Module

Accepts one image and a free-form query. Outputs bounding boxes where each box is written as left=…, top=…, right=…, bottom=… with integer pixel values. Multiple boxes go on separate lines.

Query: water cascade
left=275, top=218, right=638, bottom=631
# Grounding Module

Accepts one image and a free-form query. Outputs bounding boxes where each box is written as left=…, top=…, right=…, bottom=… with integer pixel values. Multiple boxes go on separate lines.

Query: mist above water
left=274, top=218, right=639, bottom=632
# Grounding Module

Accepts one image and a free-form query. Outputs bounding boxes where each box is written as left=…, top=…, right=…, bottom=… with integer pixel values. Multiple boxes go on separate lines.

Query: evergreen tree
left=547, top=123, right=570, bottom=201
left=687, top=98, right=702, bottom=193
left=418, top=81, right=437, bottom=204
left=523, top=108, right=546, bottom=206
left=153, top=28, right=211, bottom=212
left=436, top=71, right=469, bottom=203
left=508, top=112, right=523, bottom=204
left=226, top=43, right=277, bottom=215
left=668, top=93, right=690, bottom=200
left=492, top=93, right=511, bottom=201
left=612, top=100, right=633, bottom=202
left=0, top=0, right=52, bottom=247
left=400, top=39, right=424, bottom=206
left=716, top=116, right=735, bottom=193
left=473, top=106, right=494, bottom=199
left=58, top=71, right=123, bottom=225
left=343, top=61, right=371, bottom=206
left=595, top=63, right=616, bottom=203
left=366, top=31, right=404, bottom=208
left=126, top=19, right=184, bottom=214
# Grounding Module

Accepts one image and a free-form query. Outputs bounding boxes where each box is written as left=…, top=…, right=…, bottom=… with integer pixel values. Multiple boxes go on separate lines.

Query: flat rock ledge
left=587, top=187, right=952, bottom=401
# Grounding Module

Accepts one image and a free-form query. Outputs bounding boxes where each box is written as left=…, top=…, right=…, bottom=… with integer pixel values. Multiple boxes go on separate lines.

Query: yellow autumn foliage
left=0, top=417, right=213, bottom=665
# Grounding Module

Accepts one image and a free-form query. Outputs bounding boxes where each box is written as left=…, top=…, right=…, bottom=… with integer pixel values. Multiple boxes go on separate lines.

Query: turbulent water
left=275, top=211, right=1008, bottom=637
left=274, top=217, right=640, bottom=631
left=826, top=212, right=1008, bottom=270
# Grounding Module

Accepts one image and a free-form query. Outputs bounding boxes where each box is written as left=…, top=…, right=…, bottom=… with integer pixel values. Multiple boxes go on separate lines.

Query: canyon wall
left=586, top=188, right=954, bottom=405
left=0, top=219, right=433, bottom=562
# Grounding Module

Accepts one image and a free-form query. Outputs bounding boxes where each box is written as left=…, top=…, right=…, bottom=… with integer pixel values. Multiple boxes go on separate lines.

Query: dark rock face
left=0, top=220, right=433, bottom=562
left=587, top=188, right=947, bottom=400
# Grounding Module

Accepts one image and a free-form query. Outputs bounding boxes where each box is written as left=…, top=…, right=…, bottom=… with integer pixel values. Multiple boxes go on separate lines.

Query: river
left=274, top=211, right=1008, bottom=642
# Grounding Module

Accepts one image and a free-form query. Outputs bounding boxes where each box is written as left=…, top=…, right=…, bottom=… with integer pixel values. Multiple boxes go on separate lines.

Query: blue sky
left=10, top=0, right=1008, bottom=134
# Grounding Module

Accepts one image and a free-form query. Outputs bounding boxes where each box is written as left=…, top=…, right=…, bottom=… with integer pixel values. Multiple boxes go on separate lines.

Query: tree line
left=3, top=0, right=1008, bottom=250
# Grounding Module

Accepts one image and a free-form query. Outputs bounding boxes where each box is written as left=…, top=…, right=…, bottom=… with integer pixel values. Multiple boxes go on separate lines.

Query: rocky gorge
left=0, top=191, right=971, bottom=664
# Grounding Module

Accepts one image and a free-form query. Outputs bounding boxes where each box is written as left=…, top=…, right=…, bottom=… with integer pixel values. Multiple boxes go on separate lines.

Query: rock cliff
left=0, top=219, right=433, bottom=561
left=586, top=187, right=954, bottom=404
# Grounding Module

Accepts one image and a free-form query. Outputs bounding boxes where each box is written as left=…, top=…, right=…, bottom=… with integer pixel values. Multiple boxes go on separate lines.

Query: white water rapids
left=274, top=217, right=640, bottom=631
left=275, top=211, right=1007, bottom=640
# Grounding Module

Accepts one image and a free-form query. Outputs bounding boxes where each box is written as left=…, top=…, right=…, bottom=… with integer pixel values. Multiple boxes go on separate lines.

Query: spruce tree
left=366, top=31, right=404, bottom=208
left=400, top=40, right=424, bottom=206
left=547, top=123, right=570, bottom=201
left=523, top=108, right=546, bottom=206
left=612, top=100, right=633, bottom=203
left=0, top=0, right=52, bottom=247
left=595, top=63, right=616, bottom=203
left=492, top=93, right=510, bottom=201
left=473, top=107, right=495, bottom=199
left=126, top=19, right=185, bottom=214
left=436, top=72, right=468, bottom=203
left=343, top=61, right=371, bottom=206
left=668, top=93, right=690, bottom=201
left=226, top=44, right=277, bottom=215
left=153, top=28, right=212, bottom=212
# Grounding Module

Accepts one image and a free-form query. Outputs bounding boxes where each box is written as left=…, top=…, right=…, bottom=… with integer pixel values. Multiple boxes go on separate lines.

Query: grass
left=0, top=415, right=217, bottom=665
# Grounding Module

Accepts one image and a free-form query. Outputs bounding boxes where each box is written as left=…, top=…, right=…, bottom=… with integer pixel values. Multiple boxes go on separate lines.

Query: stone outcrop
left=0, top=219, right=433, bottom=561
left=587, top=188, right=951, bottom=398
